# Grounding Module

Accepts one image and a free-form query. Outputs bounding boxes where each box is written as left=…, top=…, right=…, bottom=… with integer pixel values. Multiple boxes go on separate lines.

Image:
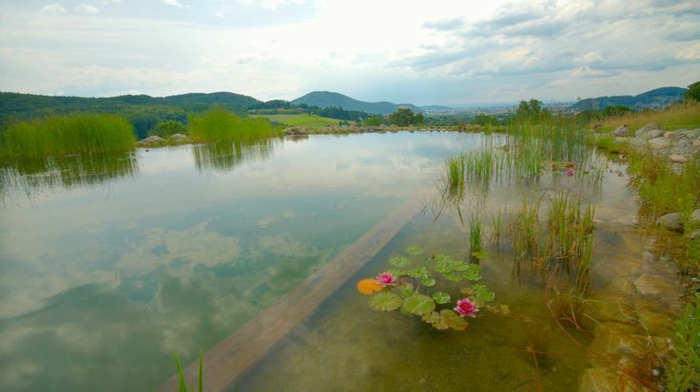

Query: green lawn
left=254, top=114, right=340, bottom=130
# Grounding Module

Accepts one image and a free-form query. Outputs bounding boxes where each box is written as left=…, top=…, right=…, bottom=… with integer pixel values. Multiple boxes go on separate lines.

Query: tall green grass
left=2, top=113, right=135, bottom=159
left=189, top=107, right=282, bottom=144
left=509, top=191, right=595, bottom=292
left=666, top=295, right=700, bottom=391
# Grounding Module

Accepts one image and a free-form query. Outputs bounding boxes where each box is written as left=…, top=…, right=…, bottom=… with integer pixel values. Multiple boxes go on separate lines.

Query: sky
left=0, top=0, right=698, bottom=107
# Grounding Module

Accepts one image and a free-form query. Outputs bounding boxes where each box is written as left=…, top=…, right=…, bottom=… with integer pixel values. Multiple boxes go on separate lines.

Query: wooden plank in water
left=158, top=195, right=423, bottom=392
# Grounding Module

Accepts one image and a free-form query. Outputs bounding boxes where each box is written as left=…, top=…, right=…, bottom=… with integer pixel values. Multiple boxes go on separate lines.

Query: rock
left=693, top=138, right=700, bottom=147
left=657, top=212, right=682, bottom=231
left=612, top=125, right=629, bottom=136
left=140, top=135, right=165, bottom=145
left=669, top=154, right=687, bottom=163
left=634, top=274, right=678, bottom=296
left=635, top=122, right=661, bottom=138
left=645, top=129, right=665, bottom=139
left=689, top=230, right=700, bottom=240
left=170, top=133, right=187, bottom=140
left=648, top=137, right=670, bottom=150
left=690, top=209, right=700, bottom=226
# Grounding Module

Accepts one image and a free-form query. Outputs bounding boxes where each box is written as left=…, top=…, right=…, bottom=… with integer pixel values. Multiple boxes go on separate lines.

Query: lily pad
left=432, top=291, right=451, bottom=304
left=440, top=309, right=469, bottom=331
left=401, top=293, right=436, bottom=316
left=389, top=256, right=411, bottom=268
left=421, top=277, right=437, bottom=287
left=473, top=284, right=495, bottom=302
left=421, top=311, right=440, bottom=324
left=396, top=283, right=415, bottom=298
left=405, top=246, right=424, bottom=256
left=471, top=251, right=491, bottom=260
left=370, top=292, right=403, bottom=311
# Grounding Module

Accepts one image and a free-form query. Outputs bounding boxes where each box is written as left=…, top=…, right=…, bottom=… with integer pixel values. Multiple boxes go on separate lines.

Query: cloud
left=423, top=17, right=463, bottom=31
left=40, top=4, right=67, bottom=14
left=162, top=0, right=185, bottom=8
left=75, top=3, right=99, bottom=14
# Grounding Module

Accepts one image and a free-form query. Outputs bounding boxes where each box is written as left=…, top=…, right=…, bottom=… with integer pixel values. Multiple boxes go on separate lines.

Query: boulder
left=648, top=137, right=670, bottom=150
left=635, top=122, right=661, bottom=138
left=170, top=133, right=187, bottom=140
left=140, top=135, right=165, bottom=145
left=645, top=129, right=666, bottom=139
left=669, top=154, right=687, bottom=163
left=657, top=212, right=682, bottom=231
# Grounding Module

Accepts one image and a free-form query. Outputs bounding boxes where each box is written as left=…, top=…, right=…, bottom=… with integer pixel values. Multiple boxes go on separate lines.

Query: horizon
left=1, top=1, right=698, bottom=106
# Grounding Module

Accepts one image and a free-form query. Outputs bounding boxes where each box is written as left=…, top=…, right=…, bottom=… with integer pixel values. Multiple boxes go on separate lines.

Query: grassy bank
left=254, top=113, right=341, bottom=130
left=2, top=113, right=135, bottom=159
left=591, top=100, right=700, bottom=132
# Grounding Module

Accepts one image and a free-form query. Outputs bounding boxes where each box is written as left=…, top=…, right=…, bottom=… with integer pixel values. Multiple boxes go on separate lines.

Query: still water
left=0, top=131, right=475, bottom=391
left=0, top=131, right=682, bottom=391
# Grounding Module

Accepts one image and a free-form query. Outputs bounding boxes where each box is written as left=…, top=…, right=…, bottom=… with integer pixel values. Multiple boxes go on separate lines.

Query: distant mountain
left=570, top=87, right=687, bottom=111
left=291, top=91, right=422, bottom=115
left=421, top=105, right=454, bottom=112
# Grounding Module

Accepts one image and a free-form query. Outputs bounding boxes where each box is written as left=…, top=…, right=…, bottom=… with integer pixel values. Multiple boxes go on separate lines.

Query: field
left=254, top=113, right=341, bottom=129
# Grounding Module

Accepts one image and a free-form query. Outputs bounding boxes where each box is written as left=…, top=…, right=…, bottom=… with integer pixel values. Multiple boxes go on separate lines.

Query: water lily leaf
left=386, top=268, right=406, bottom=277
left=421, top=311, right=440, bottom=324
left=449, top=260, right=469, bottom=271
left=401, top=293, right=436, bottom=316
left=370, top=292, right=403, bottom=311
left=440, top=309, right=469, bottom=331
left=432, top=291, right=451, bottom=304
left=444, top=272, right=463, bottom=282
left=471, top=251, right=491, bottom=260
left=463, top=264, right=482, bottom=281
left=421, top=277, right=437, bottom=287
left=473, top=284, right=495, bottom=302
left=396, top=283, right=415, bottom=298
left=390, top=256, right=411, bottom=268
left=407, top=266, right=430, bottom=280
left=405, top=246, right=424, bottom=256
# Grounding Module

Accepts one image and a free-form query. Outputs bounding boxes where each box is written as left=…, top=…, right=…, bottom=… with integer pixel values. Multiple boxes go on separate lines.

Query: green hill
left=291, top=91, right=422, bottom=115
left=570, top=87, right=687, bottom=111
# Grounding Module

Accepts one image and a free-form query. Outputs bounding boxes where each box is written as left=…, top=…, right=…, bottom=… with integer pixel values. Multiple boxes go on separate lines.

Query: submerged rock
left=634, top=274, right=679, bottom=296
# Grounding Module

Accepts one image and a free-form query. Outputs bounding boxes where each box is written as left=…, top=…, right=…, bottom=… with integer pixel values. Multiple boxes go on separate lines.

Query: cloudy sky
left=0, top=0, right=698, bottom=106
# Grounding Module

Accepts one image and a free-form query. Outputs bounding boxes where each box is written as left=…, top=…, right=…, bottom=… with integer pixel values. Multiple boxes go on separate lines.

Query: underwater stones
left=587, top=298, right=637, bottom=324
left=656, top=212, right=682, bottom=232
left=634, top=300, right=675, bottom=335
left=633, top=274, right=678, bottom=296
left=578, top=368, right=617, bottom=392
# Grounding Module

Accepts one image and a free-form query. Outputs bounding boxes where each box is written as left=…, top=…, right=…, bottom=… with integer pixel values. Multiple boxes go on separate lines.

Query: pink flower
left=375, top=272, right=397, bottom=287
left=565, top=169, right=575, bottom=177
left=454, top=298, right=479, bottom=318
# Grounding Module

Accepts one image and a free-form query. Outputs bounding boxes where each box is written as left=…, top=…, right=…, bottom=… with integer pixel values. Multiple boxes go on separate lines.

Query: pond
left=0, top=131, right=682, bottom=391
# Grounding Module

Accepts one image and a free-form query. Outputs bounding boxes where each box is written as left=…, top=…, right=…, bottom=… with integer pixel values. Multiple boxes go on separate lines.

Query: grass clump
left=189, top=107, right=282, bottom=144
left=628, top=152, right=700, bottom=220
left=665, top=295, right=700, bottom=391
left=592, top=100, right=700, bottom=132
left=509, top=191, right=595, bottom=292
left=2, top=113, right=135, bottom=159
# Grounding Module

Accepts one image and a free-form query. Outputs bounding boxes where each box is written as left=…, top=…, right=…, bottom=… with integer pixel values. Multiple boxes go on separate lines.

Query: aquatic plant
left=173, top=350, right=203, bottom=392
left=188, top=106, right=282, bottom=144
left=2, top=113, right=135, bottom=159
left=509, top=191, right=595, bottom=293
left=357, top=246, right=495, bottom=331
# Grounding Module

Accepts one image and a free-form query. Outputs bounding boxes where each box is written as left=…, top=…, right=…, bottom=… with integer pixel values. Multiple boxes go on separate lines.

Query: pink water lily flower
left=454, top=298, right=479, bottom=318
left=565, top=169, right=575, bottom=177
left=376, top=272, right=397, bottom=287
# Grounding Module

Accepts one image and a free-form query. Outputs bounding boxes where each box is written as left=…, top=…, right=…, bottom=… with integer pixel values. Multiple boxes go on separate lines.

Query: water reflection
left=0, top=152, right=138, bottom=198
left=192, top=138, right=282, bottom=172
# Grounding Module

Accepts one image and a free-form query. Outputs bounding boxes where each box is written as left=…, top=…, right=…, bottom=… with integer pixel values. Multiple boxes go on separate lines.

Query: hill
left=570, top=87, right=687, bottom=111
left=291, top=91, right=422, bottom=115
left=0, top=91, right=263, bottom=138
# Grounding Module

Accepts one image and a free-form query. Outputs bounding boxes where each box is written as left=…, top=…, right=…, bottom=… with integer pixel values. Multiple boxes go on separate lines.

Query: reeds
left=188, top=107, right=282, bottom=144
left=509, top=191, right=595, bottom=292
left=2, top=113, right=135, bottom=159
left=193, top=138, right=279, bottom=172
